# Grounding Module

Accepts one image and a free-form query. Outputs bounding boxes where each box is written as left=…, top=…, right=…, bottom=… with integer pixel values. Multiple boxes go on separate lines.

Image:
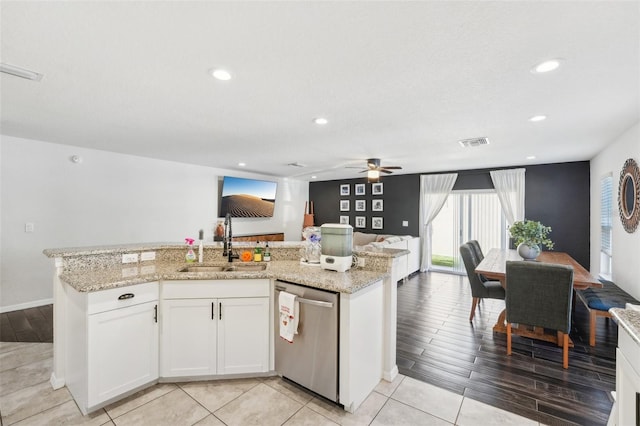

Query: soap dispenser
left=264, top=242, right=271, bottom=262
left=185, top=238, right=196, bottom=263
left=253, top=240, right=263, bottom=262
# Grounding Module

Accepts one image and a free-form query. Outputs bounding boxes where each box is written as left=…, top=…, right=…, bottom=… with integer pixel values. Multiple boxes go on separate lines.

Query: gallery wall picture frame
left=355, top=216, right=366, bottom=228
left=372, top=217, right=383, bottom=230
left=340, top=184, right=350, bottom=196
left=355, top=184, right=366, bottom=195
left=340, top=200, right=350, bottom=211
left=355, top=199, right=366, bottom=211
left=372, top=182, right=383, bottom=195
left=339, top=215, right=350, bottom=224
left=372, top=199, right=383, bottom=211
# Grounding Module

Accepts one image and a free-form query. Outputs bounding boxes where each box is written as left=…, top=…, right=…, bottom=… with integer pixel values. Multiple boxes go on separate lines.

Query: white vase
left=517, top=243, right=541, bottom=261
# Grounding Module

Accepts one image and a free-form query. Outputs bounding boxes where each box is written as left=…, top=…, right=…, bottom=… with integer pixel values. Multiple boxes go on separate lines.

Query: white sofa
left=353, top=232, right=421, bottom=277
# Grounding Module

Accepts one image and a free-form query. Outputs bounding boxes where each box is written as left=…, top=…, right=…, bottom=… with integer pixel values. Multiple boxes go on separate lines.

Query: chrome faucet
left=223, top=213, right=239, bottom=263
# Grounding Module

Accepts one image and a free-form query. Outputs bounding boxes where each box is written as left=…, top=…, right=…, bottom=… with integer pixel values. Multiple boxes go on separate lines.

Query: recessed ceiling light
left=526, top=155, right=537, bottom=160
left=311, top=175, right=317, bottom=179
left=211, top=69, right=232, bottom=81
left=531, top=59, right=561, bottom=74
left=529, top=115, right=547, bottom=122
left=313, top=117, right=328, bottom=125
left=238, top=162, right=246, bottom=167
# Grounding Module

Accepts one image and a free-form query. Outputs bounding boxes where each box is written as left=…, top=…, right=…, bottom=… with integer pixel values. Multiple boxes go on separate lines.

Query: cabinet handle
left=118, top=293, right=135, bottom=300
left=154, top=305, right=158, bottom=323
left=219, top=302, right=222, bottom=320
left=211, top=302, right=214, bottom=320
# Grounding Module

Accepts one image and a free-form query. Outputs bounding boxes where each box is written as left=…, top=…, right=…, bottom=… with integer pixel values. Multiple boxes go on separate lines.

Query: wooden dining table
left=475, top=248, right=603, bottom=345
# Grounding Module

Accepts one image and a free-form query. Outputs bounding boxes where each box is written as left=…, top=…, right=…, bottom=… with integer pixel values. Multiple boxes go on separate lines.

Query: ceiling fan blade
left=380, top=169, right=393, bottom=174
left=381, top=166, right=402, bottom=170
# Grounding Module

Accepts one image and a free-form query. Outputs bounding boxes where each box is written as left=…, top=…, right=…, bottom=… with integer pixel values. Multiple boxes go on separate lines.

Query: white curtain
left=490, top=168, right=526, bottom=227
left=419, top=173, right=458, bottom=271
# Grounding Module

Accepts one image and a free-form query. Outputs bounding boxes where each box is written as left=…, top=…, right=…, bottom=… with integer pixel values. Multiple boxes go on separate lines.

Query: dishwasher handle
left=276, top=286, right=334, bottom=309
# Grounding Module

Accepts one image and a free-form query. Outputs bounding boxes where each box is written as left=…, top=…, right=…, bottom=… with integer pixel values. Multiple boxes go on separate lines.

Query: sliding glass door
left=431, top=190, right=506, bottom=274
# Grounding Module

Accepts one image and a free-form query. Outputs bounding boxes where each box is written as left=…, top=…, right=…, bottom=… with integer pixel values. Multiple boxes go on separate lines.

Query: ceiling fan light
left=367, top=170, right=380, bottom=182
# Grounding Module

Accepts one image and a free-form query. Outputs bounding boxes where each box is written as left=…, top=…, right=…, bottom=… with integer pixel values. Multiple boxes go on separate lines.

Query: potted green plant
left=509, top=219, right=554, bottom=260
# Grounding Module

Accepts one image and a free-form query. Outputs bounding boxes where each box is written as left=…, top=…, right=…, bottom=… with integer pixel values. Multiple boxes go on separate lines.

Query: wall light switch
left=122, top=253, right=139, bottom=264
left=25, top=223, right=35, bottom=233
left=402, top=221, right=409, bottom=227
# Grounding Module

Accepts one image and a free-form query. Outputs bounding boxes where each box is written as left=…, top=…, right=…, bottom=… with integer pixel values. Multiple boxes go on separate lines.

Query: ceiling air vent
left=458, top=137, right=490, bottom=148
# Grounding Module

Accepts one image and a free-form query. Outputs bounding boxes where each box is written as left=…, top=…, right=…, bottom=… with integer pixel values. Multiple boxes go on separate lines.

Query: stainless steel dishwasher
left=274, top=280, right=339, bottom=403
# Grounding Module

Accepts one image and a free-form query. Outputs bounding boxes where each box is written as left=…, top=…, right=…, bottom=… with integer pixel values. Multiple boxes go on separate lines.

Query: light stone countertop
left=58, top=260, right=389, bottom=294
left=42, top=241, right=305, bottom=257
left=610, top=308, right=640, bottom=346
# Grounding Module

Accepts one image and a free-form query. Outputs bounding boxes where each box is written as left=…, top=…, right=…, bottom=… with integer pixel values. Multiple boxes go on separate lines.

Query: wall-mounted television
left=219, top=176, right=278, bottom=218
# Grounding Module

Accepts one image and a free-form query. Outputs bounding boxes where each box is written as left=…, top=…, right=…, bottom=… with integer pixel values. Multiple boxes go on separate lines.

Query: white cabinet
left=161, top=279, right=270, bottom=378
left=160, top=298, right=217, bottom=377
left=614, top=324, right=640, bottom=426
left=218, top=297, right=269, bottom=374
left=65, top=282, right=159, bottom=414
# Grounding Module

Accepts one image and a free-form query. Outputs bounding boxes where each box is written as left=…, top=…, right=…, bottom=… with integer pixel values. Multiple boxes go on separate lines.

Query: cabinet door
left=217, top=297, right=269, bottom=374
left=161, top=298, right=217, bottom=377
left=88, top=300, right=158, bottom=406
left=616, top=348, right=640, bottom=426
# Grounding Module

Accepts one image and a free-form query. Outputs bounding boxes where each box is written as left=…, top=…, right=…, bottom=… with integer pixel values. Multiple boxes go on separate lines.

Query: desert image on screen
left=220, top=177, right=277, bottom=217
left=220, top=194, right=275, bottom=217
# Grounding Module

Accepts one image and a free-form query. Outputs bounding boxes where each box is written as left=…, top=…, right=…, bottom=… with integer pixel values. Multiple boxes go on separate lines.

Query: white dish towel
left=279, top=291, right=299, bottom=343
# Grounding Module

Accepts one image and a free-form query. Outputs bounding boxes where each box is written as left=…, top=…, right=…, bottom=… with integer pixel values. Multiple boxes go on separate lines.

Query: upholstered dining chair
left=468, top=240, right=484, bottom=261
left=505, top=261, right=574, bottom=369
left=459, top=242, right=505, bottom=321
left=468, top=240, right=488, bottom=282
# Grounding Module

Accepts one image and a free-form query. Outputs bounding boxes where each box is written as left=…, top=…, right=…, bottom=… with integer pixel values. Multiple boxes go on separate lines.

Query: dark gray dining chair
left=505, top=261, right=574, bottom=369
left=459, top=242, right=505, bottom=321
left=468, top=240, right=484, bottom=261
left=468, top=240, right=488, bottom=282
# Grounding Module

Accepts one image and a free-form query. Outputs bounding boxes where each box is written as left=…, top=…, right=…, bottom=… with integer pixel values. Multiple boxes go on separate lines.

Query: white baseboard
left=0, top=298, right=53, bottom=313
left=50, top=372, right=65, bottom=390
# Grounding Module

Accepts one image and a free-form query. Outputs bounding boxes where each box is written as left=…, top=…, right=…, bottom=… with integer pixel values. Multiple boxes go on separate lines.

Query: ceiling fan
left=358, top=158, right=402, bottom=181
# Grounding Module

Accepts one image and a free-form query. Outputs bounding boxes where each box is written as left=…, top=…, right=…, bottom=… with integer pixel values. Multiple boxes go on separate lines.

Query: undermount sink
left=177, top=263, right=268, bottom=273
left=224, top=263, right=268, bottom=272
left=178, top=266, right=227, bottom=273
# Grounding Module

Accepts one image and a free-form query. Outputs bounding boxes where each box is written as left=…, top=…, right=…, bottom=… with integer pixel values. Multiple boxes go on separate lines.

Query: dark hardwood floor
left=397, top=271, right=616, bottom=426
left=2, top=273, right=617, bottom=425
left=0, top=304, right=53, bottom=343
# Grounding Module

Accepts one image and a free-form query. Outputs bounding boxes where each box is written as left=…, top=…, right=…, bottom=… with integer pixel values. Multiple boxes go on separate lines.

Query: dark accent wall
left=524, top=162, right=590, bottom=268
left=309, top=161, right=591, bottom=269
left=309, top=175, right=421, bottom=236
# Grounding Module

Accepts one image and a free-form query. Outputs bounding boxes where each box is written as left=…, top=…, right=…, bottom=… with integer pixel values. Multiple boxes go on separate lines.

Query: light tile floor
left=0, top=342, right=543, bottom=425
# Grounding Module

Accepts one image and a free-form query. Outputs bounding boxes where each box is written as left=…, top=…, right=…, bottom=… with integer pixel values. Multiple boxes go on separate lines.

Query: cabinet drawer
left=163, top=279, right=269, bottom=299
left=88, top=282, right=159, bottom=315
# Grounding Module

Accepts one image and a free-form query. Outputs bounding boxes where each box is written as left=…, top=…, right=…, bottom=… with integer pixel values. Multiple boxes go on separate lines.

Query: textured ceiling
left=1, top=1, right=638, bottom=181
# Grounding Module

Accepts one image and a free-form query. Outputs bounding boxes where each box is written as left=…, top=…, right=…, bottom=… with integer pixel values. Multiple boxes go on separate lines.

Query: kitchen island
left=44, top=242, right=406, bottom=415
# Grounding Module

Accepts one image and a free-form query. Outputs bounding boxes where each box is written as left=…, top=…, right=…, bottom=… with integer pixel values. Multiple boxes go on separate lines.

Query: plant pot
left=517, top=243, right=541, bottom=261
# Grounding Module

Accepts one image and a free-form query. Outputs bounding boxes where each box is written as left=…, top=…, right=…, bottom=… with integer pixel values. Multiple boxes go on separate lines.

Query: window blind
left=600, top=175, right=613, bottom=256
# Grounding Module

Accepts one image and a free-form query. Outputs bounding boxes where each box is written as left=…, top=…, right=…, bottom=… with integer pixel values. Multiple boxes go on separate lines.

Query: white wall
left=0, top=135, right=308, bottom=311
left=590, top=121, right=640, bottom=300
